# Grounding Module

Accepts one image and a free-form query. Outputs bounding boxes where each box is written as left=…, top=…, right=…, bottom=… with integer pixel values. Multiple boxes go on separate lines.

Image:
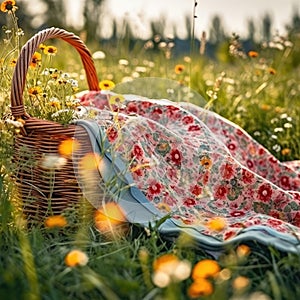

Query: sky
left=66, top=0, right=299, bottom=39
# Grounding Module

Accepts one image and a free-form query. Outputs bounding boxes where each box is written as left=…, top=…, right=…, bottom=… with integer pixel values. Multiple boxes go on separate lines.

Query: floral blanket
left=76, top=90, right=300, bottom=253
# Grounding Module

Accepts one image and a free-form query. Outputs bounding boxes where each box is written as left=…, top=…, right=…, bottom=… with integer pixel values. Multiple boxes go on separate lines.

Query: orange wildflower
left=248, top=51, right=259, bottom=58
left=174, top=64, right=185, bottom=74
left=236, top=244, right=251, bottom=257
left=94, top=202, right=127, bottom=233
left=281, top=148, right=291, bottom=156
left=188, top=278, right=214, bottom=298
left=58, top=138, right=80, bottom=157
left=192, top=259, right=221, bottom=280
left=65, top=249, right=89, bottom=267
left=152, top=254, right=191, bottom=287
left=30, top=52, right=41, bottom=68
left=268, top=67, right=276, bottom=75
left=44, top=215, right=67, bottom=228
left=232, top=276, right=250, bottom=290
left=1, top=0, right=17, bottom=13
left=79, top=152, right=102, bottom=171
left=206, top=217, right=227, bottom=231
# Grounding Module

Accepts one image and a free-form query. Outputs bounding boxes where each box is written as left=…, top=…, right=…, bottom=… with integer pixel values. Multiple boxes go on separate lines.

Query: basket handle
left=10, top=27, right=100, bottom=119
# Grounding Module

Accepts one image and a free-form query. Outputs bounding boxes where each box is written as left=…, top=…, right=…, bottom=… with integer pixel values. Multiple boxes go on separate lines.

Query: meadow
left=1, top=1, right=300, bottom=300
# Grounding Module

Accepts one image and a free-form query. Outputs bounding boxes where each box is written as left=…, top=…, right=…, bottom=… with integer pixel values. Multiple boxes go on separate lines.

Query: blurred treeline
left=1, top=0, right=300, bottom=61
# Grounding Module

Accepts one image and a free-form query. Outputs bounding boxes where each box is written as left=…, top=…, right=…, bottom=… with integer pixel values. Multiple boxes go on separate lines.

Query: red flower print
left=132, top=144, right=144, bottom=159
left=236, top=129, right=243, bottom=136
left=106, top=126, right=118, bottom=142
left=220, top=163, right=235, bottom=180
left=242, top=169, right=255, bottom=184
left=257, top=183, right=273, bottom=202
left=191, top=185, right=202, bottom=196
left=230, top=210, right=246, bottom=217
left=182, top=115, right=194, bottom=125
left=269, top=156, right=278, bottom=164
left=227, top=143, right=236, bottom=151
left=280, top=176, right=291, bottom=189
left=152, top=107, right=163, bottom=114
left=126, top=102, right=138, bottom=114
left=230, top=222, right=245, bottom=228
left=148, top=181, right=163, bottom=195
left=224, top=230, right=236, bottom=240
left=183, top=198, right=197, bottom=207
left=292, top=212, right=300, bottom=227
left=246, top=160, right=254, bottom=169
left=267, top=218, right=283, bottom=227
left=166, top=105, right=180, bottom=117
left=188, top=125, right=201, bottom=131
left=214, top=185, right=228, bottom=200
left=170, top=148, right=182, bottom=165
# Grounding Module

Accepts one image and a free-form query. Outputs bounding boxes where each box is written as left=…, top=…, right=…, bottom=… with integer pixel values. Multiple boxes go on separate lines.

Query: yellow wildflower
left=99, top=80, right=115, bottom=90
left=28, top=86, right=43, bottom=96
left=43, top=45, right=58, bottom=56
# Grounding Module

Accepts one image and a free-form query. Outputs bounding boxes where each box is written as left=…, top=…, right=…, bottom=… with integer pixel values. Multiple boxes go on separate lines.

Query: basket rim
left=10, top=27, right=100, bottom=126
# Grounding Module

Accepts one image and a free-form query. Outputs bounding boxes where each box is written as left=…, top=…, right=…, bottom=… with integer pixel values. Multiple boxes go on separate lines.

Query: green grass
left=1, top=6, right=300, bottom=300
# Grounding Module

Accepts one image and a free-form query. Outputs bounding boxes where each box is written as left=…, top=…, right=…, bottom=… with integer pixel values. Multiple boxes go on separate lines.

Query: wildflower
left=28, top=86, right=43, bottom=96
left=99, top=79, right=115, bottom=90
left=206, top=217, right=227, bottom=231
left=192, top=259, right=220, bottom=280
left=188, top=278, right=214, bottom=298
left=118, top=59, right=129, bottom=66
left=281, top=148, right=291, bottom=156
left=44, top=215, right=67, bottom=228
left=236, top=244, right=251, bottom=257
left=58, top=138, right=80, bottom=157
left=43, top=45, right=58, bottom=56
left=5, top=118, right=24, bottom=128
left=175, top=64, right=185, bottom=74
left=152, top=254, right=191, bottom=288
left=30, top=52, right=42, bottom=68
left=109, top=94, right=125, bottom=106
left=40, top=154, right=67, bottom=170
left=92, top=50, right=106, bottom=60
left=79, top=152, right=101, bottom=171
left=268, top=67, right=276, bottom=75
left=48, top=97, right=61, bottom=109
left=65, top=249, right=89, bottom=267
left=248, top=51, right=258, bottom=58
left=0, top=0, right=18, bottom=13
left=232, top=276, right=250, bottom=290
left=38, top=43, right=46, bottom=51
left=94, top=202, right=127, bottom=234
left=10, top=58, right=17, bottom=66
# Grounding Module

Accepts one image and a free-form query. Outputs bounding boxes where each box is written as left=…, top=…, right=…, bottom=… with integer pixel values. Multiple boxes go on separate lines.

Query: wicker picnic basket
left=10, top=27, right=100, bottom=221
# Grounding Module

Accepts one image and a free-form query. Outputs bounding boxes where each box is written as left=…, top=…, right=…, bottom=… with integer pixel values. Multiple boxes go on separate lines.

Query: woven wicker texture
left=10, top=27, right=100, bottom=220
